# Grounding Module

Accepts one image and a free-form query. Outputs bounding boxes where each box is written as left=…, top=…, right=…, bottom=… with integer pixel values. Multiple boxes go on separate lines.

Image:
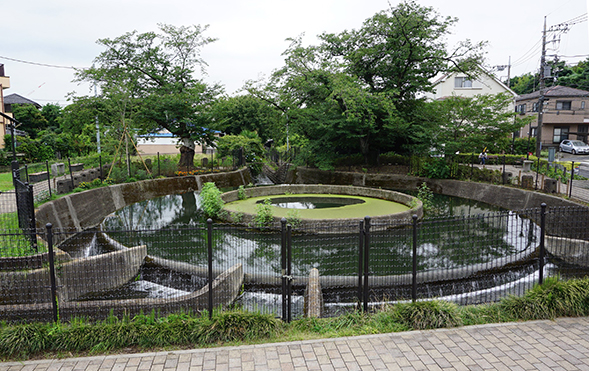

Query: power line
left=0, top=55, right=84, bottom=70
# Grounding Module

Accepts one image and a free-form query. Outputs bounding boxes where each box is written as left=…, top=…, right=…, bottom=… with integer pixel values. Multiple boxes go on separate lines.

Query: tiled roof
left=3, top=93, right=42, bottom=108
left=517, top=85, right=589, bottom=101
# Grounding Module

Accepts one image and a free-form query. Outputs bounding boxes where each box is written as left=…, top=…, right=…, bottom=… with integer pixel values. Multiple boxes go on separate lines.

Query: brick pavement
left=2, top=317, right=589, bottom=371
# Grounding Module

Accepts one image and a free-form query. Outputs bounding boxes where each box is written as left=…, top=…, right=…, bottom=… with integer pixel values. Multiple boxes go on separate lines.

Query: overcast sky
left=1, top=0, right=588, bottom=106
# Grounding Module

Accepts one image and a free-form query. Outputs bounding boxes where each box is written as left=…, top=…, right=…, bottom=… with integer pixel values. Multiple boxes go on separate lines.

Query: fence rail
left=1, top=204, right=588, bottom=324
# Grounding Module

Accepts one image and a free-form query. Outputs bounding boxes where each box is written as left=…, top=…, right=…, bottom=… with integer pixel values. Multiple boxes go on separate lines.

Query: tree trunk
left=178, top=137, right=196, bottom=170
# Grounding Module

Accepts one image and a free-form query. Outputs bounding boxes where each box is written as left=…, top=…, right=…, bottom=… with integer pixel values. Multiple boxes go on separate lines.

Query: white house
left=136, top=129, right=214, bottom=155
left=425, top=69, right=517, bottom=105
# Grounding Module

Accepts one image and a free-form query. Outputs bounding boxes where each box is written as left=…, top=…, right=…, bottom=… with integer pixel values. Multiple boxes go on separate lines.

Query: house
left=0, top=64, right=10, bottom=150
left=136, top=129, right=212, bottom=155
left=3, top=93, right=42, bottom=113
left=425, top=69, right=517, bottom=104
left=515, top=85, right=589, bottom=149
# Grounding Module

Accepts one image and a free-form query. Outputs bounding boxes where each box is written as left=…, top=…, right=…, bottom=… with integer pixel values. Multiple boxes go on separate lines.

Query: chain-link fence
left=1, top=204, right=588, bottom=324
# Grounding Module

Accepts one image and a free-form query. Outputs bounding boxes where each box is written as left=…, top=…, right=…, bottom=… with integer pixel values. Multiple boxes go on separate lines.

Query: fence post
left=27, top=183, right=38, bottom=252
left=502, top=155, right=506, bottom=184
left=99, top=155, right=103, bottom=181
left=45, top=160, right=52, bottom=198
left=207, top=219, right=213, bottom=320
left=281, top=218, right=287, bottom=321
left=539, top=203, right=546, bottom=285
left=357, top=220, right=364, bottom=310
left=68, top=158, right=74, bottom=190
left=24, top=164, right=29, bottom=183
left=46, top=223, right=59, bottom=323
left=535, top=158, right=540, bottom=190
left=363, top=216, right=371, bottom=313
left=569, top=161, right=575, bottom=198
left=412, top=215, right=418, bottom=302
left=287, top=224, right=292, bottom=323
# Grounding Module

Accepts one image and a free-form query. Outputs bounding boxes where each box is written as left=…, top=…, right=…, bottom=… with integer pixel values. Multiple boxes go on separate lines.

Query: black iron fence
left=1, top=204, right=588, bottom=324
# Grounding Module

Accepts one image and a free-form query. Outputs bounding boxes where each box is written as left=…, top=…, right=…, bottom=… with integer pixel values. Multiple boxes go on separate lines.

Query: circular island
left=220, top=184, right=422, bottom=232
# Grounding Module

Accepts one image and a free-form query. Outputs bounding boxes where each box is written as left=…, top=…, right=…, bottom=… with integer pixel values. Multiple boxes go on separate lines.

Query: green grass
left=0, top=212, right=47, bottom=257
left=2, top=277, right=589, bottom=361
left=0, top=172, right=13, bottom=191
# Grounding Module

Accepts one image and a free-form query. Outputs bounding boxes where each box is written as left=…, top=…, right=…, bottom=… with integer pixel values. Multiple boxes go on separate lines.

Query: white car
left=559, top=140, right=589, bottom=155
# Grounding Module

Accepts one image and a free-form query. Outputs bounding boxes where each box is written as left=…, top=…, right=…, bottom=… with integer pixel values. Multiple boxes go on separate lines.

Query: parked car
left=559, top=140, right=589, bottom=155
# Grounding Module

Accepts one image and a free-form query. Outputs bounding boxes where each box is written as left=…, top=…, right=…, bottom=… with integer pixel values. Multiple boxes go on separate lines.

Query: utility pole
left=536, top=17, right=547, bottom=157
left=507, top=56, right=511, bottom=88
left=534, top=13, right=585, bottom=156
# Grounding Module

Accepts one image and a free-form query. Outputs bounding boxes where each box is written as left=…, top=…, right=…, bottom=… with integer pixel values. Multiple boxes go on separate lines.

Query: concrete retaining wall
left=289, top=167, right=582, bottom=210
left=546, top=236, right=589, bottom=267
left=0, top=263, right=244, bottom=323
left=0, top=245, right=146, bottom=304
left=36, top=167, right=252, bottom=237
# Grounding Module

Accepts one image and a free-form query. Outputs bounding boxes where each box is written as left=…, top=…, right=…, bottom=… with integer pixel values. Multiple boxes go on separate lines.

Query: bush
left=416, top=182, right=433, bottom=210
left=199, top=182, right=224, bottom=219
left=237, top=185, right=247, bottom=200
left=286, top=209, right=302, bottom=228
left=420, top=158, right=450, bottom=179
left=254, top=198, right=274, bottom=228
left=390, top=300, right=462, bottom=330
left=499, top=276, right=589, bottom=320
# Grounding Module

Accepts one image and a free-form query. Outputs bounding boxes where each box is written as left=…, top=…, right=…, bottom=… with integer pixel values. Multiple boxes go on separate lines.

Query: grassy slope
left=0, top=172, right=13, bottom=191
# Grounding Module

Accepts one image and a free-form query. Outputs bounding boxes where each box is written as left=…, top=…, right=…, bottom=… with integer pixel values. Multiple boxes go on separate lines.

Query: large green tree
left=428, top=93, right=530, bottom=155
left=210, top=95, right=282, bottom=143
left=248, top=1, right=485, bottom=167
left=11, top=104, right=48, bottom=139
left=76, top=24, right=222, bottom=167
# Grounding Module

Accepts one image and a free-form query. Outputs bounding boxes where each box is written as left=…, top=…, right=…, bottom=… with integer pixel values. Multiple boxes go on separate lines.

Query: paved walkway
left=2, top=317, right=588, bottom=370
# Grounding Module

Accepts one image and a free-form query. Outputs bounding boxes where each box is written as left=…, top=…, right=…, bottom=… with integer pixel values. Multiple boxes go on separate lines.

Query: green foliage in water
left=416, top=182, right=434, bottom=210
left=199, top=182, right=225, bottom=218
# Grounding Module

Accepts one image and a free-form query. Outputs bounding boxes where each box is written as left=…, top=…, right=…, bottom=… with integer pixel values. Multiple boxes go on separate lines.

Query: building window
left=582, top=101, right=586, bottom=110
left=516, top=103, right=527, bottom=114
left=531, top=127, right=537, bottom=137
left=532, top=102, right=538, bottom=112
left=553, top=127, right=569, bottom=143
left=454, top=77, right=472, bottom=88
left=556, top=101, right=572, bottom=110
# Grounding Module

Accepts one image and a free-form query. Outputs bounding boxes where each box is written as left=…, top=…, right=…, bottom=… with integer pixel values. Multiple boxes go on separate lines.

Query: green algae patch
left=223, top=194, right=409, bottom=220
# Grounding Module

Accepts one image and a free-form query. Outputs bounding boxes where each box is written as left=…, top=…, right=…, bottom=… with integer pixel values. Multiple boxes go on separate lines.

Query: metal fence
left=1, top=204, right=588, bottom=324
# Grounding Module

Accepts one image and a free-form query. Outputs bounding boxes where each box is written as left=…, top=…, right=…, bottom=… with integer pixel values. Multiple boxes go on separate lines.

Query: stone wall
left=36, top=167, right=252, bottom=235
left=289, top=167, right=582, bottom=210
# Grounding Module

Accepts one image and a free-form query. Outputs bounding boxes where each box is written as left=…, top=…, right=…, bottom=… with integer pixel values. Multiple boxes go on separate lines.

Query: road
left=554, top=153, right=589, bottom=178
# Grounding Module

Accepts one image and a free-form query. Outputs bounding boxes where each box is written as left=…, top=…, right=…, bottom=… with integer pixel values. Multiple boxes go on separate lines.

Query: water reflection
left=101, top=192, right=539, bottom=278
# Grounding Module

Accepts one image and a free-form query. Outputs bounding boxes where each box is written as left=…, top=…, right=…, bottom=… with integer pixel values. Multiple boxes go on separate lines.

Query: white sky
left=1, top=0, right=588, bottom=106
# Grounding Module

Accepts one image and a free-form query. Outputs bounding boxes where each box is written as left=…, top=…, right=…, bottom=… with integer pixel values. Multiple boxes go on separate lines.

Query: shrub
left=420, top=158, right=450, bottom=179
left=199, top=182, right=224, bottom=219
left=237, top=185, right=247, bottom=200
left=286, top=209, right=302, bottom=228
left=254, top=198, right=274, bottom=228
left=499, top=276, right=589, bottom=320
left=416, top=182, right=434, bottom=210
left=390, top=300, right=462, bottom=330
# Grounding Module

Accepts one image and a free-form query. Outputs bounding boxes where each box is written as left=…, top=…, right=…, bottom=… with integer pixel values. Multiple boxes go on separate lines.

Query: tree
left=40, top=103, right=62, bottom=129
left=248, top=1, right=485, bottom=167
left=558, top=58, right=589, bottom=91
left=510, top=73, right=539, bottom=95
left=76, top=24, right=222, bottom=167
left=11, top=104, right=48, bottom=139
left=210, top=95, right=282, bottom=142
left=428, top=93, right=530, bottom=154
